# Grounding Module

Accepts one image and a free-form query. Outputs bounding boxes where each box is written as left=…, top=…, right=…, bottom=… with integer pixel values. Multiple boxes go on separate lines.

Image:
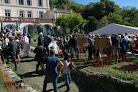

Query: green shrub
left=30, top=33, right=38, bottom=38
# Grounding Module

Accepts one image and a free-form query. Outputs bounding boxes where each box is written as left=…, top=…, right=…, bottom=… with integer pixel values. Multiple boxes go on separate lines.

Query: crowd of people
left=0, top=29, right=77, bottom=92
left=1, top=28, right=138, bottom=92
left=36, top=32, right=77, bottom=92
left=0, top=28, right=31, bottom=70
left=88, top=32, right=138, bottom=62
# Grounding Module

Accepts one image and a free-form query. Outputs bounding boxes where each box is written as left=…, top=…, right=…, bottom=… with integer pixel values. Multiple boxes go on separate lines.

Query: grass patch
left=0, top=69, right=9, bottom=92
left=56, top=53, right=138, bottom=84
left=6, top=50, right=138, bottom=91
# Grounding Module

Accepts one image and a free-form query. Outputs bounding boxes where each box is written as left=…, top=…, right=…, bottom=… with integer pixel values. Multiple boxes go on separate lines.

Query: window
left=27, top=0, right=31, bottom=5
left=19, top=11, right=24, bottom=17
left=19, top=0, right=24, bottom=5
left=38, top=0, right=42, bottom=6
left=27, top=11, right=32, bottom=18
left=4, top=0, right=10, bottom=3
left=39, top=12, right=43, bottom=18
left=5, top=10, right=10, bottom=17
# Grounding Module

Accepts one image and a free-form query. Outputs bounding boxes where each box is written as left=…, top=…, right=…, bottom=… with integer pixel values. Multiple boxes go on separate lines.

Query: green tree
left=79, top=19, right=88, bottom=30
left=87, top=16, right=98, bottom=32
left=58, top=0, right=69, bottom=4
left=121, top=6, right=138, bottom=26
left=67, top=13, right=86, bottom=33
left=97, top=16, right=109, bottom=29
left=49, top=0, right=85, bottom=14
left=54, top=14, right=69, bottom=35
left=82, top=0, right=120, bottom=20
left=54, top=13, right=87, bottom=34
left=107, top=12, right=123, bottom=24
left=70, top=0, right=75, bottom=3
left=50, top=0, right=69, bottom=9
left=122, top=17, right=131, bottom=26
left=68, top=2, right=84, bottom=13
left=104, top=0, right=120, bottom=15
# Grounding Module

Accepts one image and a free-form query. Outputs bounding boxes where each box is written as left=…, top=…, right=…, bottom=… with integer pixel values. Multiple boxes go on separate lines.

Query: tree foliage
left=50, top=0, right=138, bottom=33
left=87, top=16, right=98, bottom=32
left=54, top=13, right=88, bottom=34
left=107, top=12, right=123, bottom=24
left=121, top=6, right=138, bottom=26
left=97, top=16, right=109, bottom=29
left=54, top=14, right=69, bottom=35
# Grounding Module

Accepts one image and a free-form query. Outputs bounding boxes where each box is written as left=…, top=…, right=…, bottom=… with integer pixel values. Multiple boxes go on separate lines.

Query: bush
left=30, top=33, right=38, bottom=38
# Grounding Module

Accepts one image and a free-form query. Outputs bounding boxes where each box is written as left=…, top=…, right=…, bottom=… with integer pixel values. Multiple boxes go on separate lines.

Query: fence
left=76, top=49, right=138, bottom=72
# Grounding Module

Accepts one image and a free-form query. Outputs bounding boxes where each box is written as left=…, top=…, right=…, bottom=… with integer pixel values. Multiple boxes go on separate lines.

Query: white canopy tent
left=89, top=23, right=138, bottom=35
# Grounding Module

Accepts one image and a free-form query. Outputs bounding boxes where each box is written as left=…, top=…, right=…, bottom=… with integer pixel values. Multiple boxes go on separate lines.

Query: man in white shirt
left=4, top=34, right=9, bottom=47
left=23, top=33, right=29, bottom=57
left=124, top=32, right=129, bottom=40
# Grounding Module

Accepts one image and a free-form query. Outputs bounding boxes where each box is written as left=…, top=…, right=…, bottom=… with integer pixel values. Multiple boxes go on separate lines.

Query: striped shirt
left=62, top=60, right=71, bottom=74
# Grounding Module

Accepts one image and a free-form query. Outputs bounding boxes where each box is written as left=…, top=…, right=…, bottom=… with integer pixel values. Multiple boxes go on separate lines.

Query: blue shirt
left=111, top=36, right=118, bottom=46
left=44, top=36, right=54, bottom=46
left=88, top=38, right=95, bottom=50
left=88, top=38, right=93, bottom=45
left=43, top=56, right=60, bottom=76
left=120, top=37, right=130, bottom=51
left=44, top=36, right=50, bottom=46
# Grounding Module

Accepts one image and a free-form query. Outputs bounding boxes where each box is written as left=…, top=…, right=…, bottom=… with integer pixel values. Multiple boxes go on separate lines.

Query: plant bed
left=71, top=68, right=138, bottom=92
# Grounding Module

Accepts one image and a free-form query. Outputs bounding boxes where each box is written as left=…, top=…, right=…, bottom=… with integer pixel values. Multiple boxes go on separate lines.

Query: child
left=62, top=52, right=71, bottom=92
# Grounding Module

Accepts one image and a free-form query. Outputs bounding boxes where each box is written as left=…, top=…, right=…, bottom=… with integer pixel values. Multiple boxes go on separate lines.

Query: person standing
left=15, top=36, right=23, bottom=63
left=124, top=32, right=129, bottom=40
left=41, top=49, right=64, bottom=92
left=38, top=32, right=44, bottom=46
left=34, top=42, right=48, bottom=75
left=120, top=34, right=130, bottom=61
left=111, top=34, right=118, bottom=57
left=69, top=35, right=78, bottom=59
left=88, top=34, right=95, bottom=60
left=107, top=36, right=112, bottom=64
left=4, top=34, right=9, bottom=47
left=1, top=36, right=20, bottom=70
left=117, top=35, right=121, bottom=57
left=59, top=36, right=64, bottom=52
left=27, top=33, right=31, bottom=48
left=62, top=52, right=75, bottom=92
left=23, top=33, right=29, bottom=57
left=44, top=33, right=54, bottom=49
left=63, top=36, right=68, bottom=50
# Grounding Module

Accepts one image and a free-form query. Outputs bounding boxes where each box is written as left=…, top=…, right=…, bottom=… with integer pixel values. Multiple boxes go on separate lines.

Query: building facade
left=48, top=8, right=72, bottom=35
left=48, top=8, right=72, bottom=19
left=0, top=0, right=54, bottom=34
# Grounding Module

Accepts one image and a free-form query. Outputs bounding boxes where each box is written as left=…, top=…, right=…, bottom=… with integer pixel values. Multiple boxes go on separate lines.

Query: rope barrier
left=76, top=51, right=138, bottom=72
left=0, top=62, right=24, bottom=92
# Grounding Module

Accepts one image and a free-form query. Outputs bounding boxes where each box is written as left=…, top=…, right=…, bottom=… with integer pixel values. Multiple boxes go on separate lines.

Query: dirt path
left=6, top=50, right=106, bottom=92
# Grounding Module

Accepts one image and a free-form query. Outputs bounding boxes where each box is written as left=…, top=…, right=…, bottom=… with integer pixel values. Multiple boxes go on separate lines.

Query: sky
left=74, top=0, right=138, bottom=9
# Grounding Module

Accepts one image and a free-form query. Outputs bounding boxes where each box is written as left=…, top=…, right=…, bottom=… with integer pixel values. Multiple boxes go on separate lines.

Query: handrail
left=0, top=16, right=55, bottom=23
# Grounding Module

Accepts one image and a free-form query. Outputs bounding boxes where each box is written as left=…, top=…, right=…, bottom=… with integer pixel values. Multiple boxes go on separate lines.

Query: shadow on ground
left=19, top=70, right=44, bottom=78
